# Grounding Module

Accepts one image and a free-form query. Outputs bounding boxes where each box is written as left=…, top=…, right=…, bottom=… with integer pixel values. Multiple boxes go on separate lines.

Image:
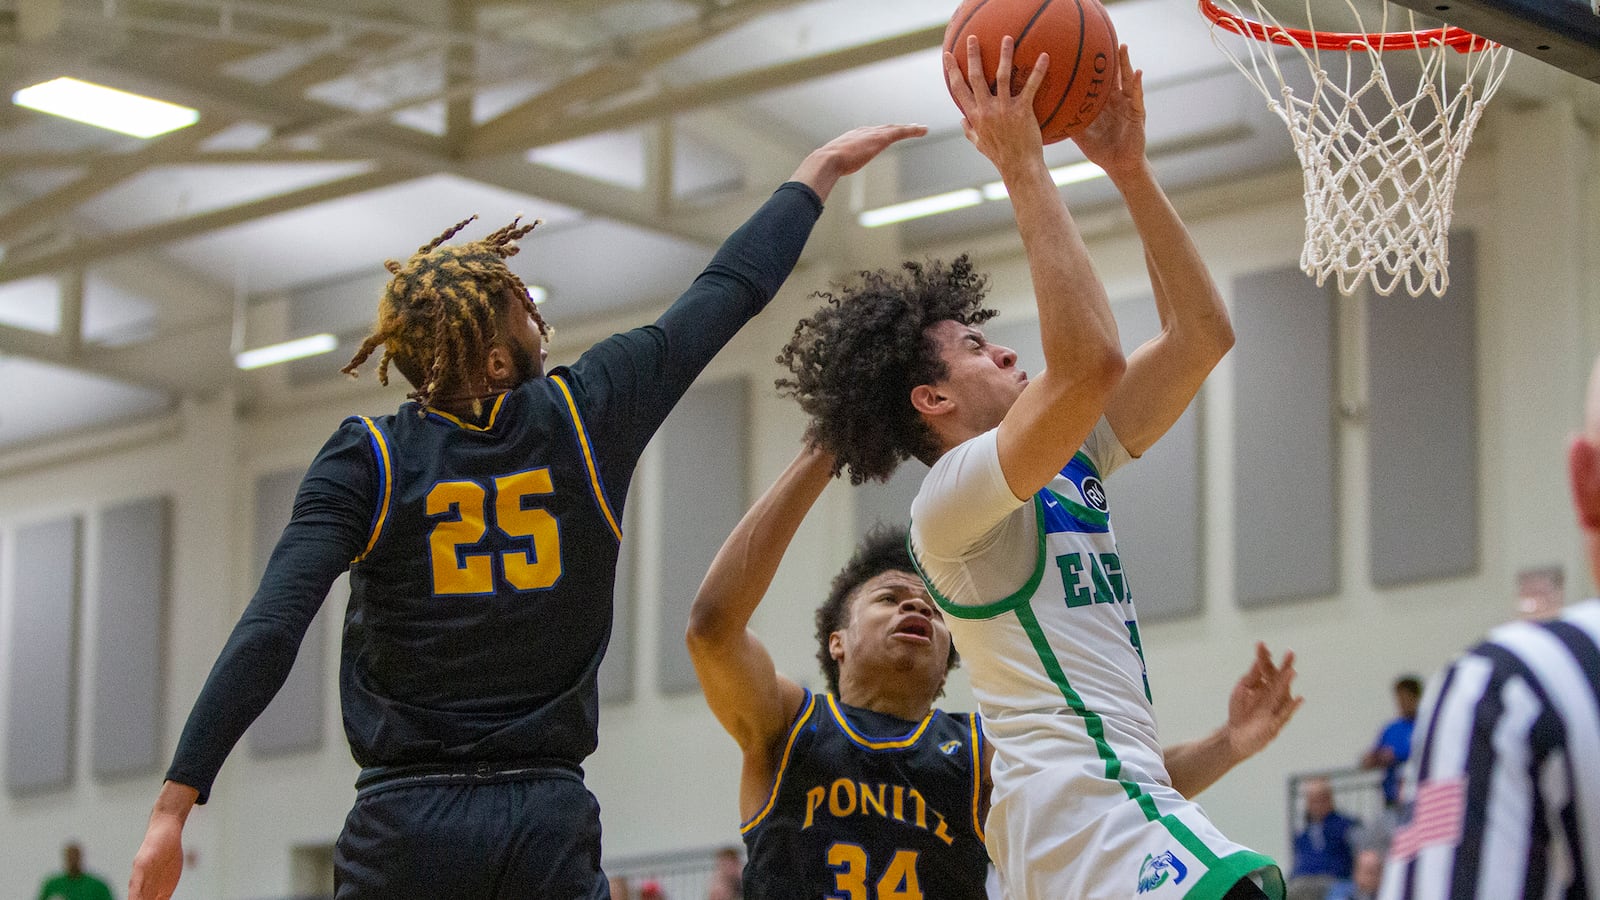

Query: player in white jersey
left=777, top=37, right=1302, bottom=899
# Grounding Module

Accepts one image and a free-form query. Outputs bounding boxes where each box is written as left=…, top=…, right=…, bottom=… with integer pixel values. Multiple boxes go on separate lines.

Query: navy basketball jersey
left=341, top=373, right=623, bottom=769
left=742, top=691, right=990, bottom=900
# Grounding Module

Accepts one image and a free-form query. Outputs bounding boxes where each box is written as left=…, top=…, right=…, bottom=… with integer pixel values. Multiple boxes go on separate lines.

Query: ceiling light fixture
left=235, top=333, right=338, bottom=370
left=12, top=77, right=199, bottom=139
left=528, top=285, right=549, bottom=305
left=981, top=161, right=1107, bottom=200
left=858, top=189, right=984, bottom=228
left=861, top=161, right=1108, bottom=225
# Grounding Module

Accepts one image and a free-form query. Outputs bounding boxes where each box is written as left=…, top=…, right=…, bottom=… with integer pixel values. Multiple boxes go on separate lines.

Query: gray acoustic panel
left=985, top=307, right=1204, bottom=620
left=655, top=378, right=748, bottom=694
left=5, top=516, right=81, bottom=794
left=1232, top=267, right=1340, bottom=607
left=1104, top=298, right=1204, bottom=622
left=1368, top=232, right=1479, bottom=586
left=598, top=497, right=639, bottom=704
left=854, top=460, right=927, bottom=540
left=246, top=468, right=326, bottom=757
left=91, top=497, right=169, bottom=779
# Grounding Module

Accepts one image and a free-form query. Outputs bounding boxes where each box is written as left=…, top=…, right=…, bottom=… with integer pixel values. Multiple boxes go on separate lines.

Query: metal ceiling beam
left=0, top=118, right=230, bottom=243
left=464, top=23, right=947, bottom=159
left=465, top=0, right=812, bottom=160
left=0, top=167, right=411, bottom=284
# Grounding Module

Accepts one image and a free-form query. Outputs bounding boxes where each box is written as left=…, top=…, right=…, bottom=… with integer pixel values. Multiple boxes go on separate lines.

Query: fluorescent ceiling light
left=982, top=161, right=1107, bottom=200
left=858, top=189, right=983, bottom=228
left=13, top=77, right=199, bottom=138
left=859, top=161, right=1108, bottom=225
left=235, top=333, right=338, bottom=370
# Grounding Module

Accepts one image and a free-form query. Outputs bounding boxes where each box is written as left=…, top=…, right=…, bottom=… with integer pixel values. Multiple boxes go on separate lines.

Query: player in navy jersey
left=127, top=123, right=925, bottom=900
left=687, top=443, right=991, bottom=899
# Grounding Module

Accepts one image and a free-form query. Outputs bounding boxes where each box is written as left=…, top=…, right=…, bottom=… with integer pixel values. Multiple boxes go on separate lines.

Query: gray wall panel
left=5, top=516, right=80, bottom=794
left=985, top=308, right=1204, bottom=620
left=1232, top=267, right=1340, bottom=606
left=246, top=468, right=326, bottom=757
left=1368, top=232, right=1479, bottom=586
left=1105, top=299, right=1204, bottom=622
left=854, top=460, right=926, bottom=540
left=91, top=497, right=169, bottom=779
left=656, top=378, right=748, bottom=694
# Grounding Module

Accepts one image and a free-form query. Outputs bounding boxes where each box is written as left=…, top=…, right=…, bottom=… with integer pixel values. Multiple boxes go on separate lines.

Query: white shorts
left=987, top=764, right=1284, bottom=899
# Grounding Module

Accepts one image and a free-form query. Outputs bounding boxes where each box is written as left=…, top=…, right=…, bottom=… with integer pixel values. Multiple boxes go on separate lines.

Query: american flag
left=1389, top=778, right=1466, bottom=861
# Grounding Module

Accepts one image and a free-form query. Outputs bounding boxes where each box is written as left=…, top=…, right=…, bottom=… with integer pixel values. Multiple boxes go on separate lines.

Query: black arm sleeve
left=165, top=424, right=375, bottom=803
left=565, top=182, right=824, bottom=477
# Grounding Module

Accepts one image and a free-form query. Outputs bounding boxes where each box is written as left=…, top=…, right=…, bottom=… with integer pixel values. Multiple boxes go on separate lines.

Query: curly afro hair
left=777, top=255, right=996, bottom=485
left=814, top=526, right=959, bottom=698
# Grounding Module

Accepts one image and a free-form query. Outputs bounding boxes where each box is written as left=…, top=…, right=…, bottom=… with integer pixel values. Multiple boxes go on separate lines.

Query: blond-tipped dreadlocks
left=342, top=214, right=548, bottom=412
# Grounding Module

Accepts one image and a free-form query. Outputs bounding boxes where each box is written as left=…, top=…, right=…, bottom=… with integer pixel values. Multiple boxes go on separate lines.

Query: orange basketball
left=944, top=0, right=1119, bottom=144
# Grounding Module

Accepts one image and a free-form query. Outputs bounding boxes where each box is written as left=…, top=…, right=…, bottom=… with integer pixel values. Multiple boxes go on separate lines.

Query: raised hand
left=1223, top=642, right=1304, bottom=761
left=945, top=34, right=1049, bottom=173
left=1070, top=44, right=1146, bottom=178
left=790, top=123, right=928, bottom=202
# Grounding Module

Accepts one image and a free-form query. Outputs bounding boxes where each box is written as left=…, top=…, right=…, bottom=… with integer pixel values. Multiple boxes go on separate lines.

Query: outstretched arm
left=575, top=125, right=927, bottom=472
left=1083, top=47, right=1234, bottom=458
left=1164, top=643, right=1302, bottom=798
left=687, top=444, right=831, bottom=777
left=945, top=35, right=1125, bottom=501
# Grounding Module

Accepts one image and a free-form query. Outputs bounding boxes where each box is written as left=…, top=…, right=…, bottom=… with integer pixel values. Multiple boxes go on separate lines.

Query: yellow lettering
left=909, top=788, right=927, bottom=829
left=859, top=782, right=887, bottom=818
left=931, top=810, right=954, bottom=846
left=829, top=778, right=857, bottom=817
left=803, top=787, right=825, bottom=829
left=892, top=785, right=905, bottom=822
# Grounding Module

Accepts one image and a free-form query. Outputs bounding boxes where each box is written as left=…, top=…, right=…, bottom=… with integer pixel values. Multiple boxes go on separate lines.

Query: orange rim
left=1197, top=0, right=1496, bottom=52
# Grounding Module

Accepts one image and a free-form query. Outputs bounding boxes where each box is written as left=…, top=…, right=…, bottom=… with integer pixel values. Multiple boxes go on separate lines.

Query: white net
left=1203, top=0, right=1512, bottom=296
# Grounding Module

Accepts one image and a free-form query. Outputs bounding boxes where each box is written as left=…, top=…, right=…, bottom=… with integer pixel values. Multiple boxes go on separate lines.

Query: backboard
left=1386, top=0, right=1600, bottom=83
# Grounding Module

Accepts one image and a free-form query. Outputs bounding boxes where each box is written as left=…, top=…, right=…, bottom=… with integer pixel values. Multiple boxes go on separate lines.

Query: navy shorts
left=334, top=765, right=609, bottom=899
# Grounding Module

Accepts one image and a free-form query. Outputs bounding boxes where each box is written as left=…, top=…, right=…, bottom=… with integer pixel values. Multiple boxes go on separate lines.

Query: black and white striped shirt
left=1379, top=599, right=1600, bottom=900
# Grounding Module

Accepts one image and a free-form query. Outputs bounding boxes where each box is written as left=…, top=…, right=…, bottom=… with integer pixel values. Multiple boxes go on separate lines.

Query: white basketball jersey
left=910, top=422, right=1281, bottom=899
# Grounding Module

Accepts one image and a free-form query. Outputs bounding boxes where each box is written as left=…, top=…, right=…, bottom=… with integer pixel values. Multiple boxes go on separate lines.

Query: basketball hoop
left=1199, top=0, right=1512, bottom=297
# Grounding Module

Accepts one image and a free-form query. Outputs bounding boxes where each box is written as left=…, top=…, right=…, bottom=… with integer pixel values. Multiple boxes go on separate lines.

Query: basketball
left=944, top=0, right=1120, bottom=144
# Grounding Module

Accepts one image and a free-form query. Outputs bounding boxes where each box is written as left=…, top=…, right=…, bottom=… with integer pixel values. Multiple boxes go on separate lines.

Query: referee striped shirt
left=1379, top=599, right=1600, bottom=900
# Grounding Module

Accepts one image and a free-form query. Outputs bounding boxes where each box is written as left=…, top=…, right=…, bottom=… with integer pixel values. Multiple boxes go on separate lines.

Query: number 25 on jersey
left=426, top=468, right=561, bottom=595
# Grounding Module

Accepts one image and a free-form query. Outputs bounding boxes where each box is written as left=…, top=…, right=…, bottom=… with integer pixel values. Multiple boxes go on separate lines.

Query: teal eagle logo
left=1136, top=850, right=1188, bottom=894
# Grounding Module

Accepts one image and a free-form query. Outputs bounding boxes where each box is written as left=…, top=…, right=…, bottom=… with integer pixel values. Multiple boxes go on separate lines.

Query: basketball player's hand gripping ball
left=943, top=0, right=1120, bottom=143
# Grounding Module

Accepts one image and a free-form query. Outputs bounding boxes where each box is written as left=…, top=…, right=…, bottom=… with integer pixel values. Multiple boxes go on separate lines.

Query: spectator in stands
left=638, top=879, right=666, bottom=900
left=1290, top=776, right=1360, bottom=898
left=1361, top=675, right=1422, bottom=807
left=609, top=874, right=634, bottom=900
left=38, top=842, right=115, bottom=900
left=706, top=846, right=742, bottom=900
left=1328, top=848, right=1384, bottom=900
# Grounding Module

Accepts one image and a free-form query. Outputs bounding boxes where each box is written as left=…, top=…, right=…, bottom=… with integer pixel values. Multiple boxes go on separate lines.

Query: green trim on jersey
left=1054, top=450, right=1109, bottom=528
left=1186, top=852, right=1285, bottom=900
left=1013, top=603, right=1285, bottom=899
left=913, top=497, right=1047, bottom=621
left=1051, top=486, right=1108, bottom=530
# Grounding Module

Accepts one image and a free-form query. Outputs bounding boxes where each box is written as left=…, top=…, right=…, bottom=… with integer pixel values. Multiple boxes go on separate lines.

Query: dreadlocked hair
left=813, top=525, right=959, bottom=698
left=342, top=214, right=548, bottom=413
left=777, top=255, right=996, bottom=485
